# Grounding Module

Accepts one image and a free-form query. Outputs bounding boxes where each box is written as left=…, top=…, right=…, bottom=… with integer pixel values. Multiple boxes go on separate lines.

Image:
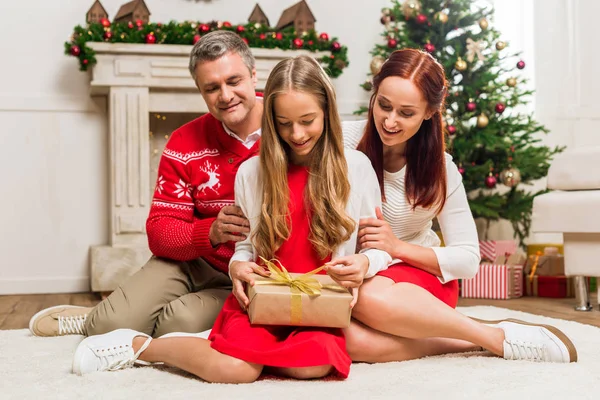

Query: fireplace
left=87, top=42, right=325, bottom=291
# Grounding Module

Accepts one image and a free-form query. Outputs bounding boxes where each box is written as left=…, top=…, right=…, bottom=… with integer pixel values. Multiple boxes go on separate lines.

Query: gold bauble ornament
left=476, top=113, right=489, bottom=128
left=506, top=77, right=517, bottom=87
left=435, top=12, right=449, bottom=23
left=370, top=56, right=386, bottom=75
left=500, top=167, right=522, bottom=187
left=455, top=57, right=467, bottom=71
left=495, top=41, right=506, bottom=50
left=479, top=18, right=489, bottom=30
left=402, top=0, right=422, bottom=19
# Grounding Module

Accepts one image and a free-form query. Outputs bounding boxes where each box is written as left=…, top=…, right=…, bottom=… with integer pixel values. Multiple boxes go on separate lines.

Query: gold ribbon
left=528, top=251, right=542, bottom=282
left=254, top=257, right=348, bottom=325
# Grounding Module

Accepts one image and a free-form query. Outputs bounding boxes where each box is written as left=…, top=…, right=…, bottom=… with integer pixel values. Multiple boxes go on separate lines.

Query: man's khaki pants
left=85, top=257, right=232, bottom=337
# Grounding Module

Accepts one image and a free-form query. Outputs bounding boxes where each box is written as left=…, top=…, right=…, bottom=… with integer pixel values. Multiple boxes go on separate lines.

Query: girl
left=71, top=55, right=391, bottom=382
left=339, top=49, right=577, bottom=363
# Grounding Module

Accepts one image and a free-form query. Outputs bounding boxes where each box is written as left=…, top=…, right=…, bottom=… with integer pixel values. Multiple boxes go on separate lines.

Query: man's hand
left=358, top=207, right=400, bottom=257
left=229, top=261, right=270, bottom=310
left=324, top=254, right=370, bottom=308
left=209, top=205, right=250, bottom=247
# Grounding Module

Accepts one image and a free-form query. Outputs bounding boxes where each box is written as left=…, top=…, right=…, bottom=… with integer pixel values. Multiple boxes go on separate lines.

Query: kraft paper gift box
left=524, top=253, right=565, bottom=277
left=461, top=254, right=525, bottom=299
left=246, top=271, right=352, bottom=329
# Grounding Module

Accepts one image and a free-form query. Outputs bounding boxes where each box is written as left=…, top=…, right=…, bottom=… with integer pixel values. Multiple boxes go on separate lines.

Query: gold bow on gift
left=254, top=257, right=348, bottom=325
left=528, top=251, right=543, bottom=282
left=255, top=256, right=347, bottom=295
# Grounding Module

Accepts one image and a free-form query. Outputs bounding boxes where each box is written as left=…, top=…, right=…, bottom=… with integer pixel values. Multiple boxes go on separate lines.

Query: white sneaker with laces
left=494, top=319, right=577, bottom=363
left=72, top=329, right=153, bottom=375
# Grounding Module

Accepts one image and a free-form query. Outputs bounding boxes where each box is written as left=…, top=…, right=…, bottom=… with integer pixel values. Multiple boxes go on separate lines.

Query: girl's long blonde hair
left=254, top=55, right=355, bottom=260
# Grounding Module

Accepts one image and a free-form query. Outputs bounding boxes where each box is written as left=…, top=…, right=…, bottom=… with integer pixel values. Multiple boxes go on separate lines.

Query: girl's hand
left=229, top=261, right=270, bottom=310
left=324, top=254, right=369, bottom=308
left=358, top=207, right=400, bottom=257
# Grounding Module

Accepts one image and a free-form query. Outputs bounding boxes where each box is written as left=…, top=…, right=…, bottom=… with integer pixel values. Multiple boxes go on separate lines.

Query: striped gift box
left=461, top=263, right=524, bottom=299
left=479, top=240, right=518, bottom=262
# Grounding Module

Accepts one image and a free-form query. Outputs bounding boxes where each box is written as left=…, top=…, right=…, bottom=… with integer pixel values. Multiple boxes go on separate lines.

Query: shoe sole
left=29, top=305, right=85, bottom=337
left=471, top=317, right=578, bottom=362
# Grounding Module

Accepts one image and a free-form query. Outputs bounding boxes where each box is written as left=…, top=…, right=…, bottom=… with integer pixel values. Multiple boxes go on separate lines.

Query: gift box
left=479, top=240, right=518, bottom=262
left=524, top=252, right=565, bottom=277
left=527, top=243, right=564, bottom=256
left=246, top=259, right=352, bottom=328
left=461, top=254, right=525, bottom=299
left=524, top=275, right=575, bottom=298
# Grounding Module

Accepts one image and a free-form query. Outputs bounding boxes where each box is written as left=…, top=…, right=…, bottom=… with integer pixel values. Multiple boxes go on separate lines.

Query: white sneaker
left=158, top=329, right=211, bottom=340
left=72, top=329, right=153, bottom=375
left=494, top=319, right=577, bottom=363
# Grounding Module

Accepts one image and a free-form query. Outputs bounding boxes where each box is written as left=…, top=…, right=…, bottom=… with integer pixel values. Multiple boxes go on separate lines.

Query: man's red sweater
left=146, top=113, right=260, bottom=274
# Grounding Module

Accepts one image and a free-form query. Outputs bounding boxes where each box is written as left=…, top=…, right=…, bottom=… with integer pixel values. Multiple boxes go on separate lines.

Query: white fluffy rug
left=1, top=306, right=599, bottom=400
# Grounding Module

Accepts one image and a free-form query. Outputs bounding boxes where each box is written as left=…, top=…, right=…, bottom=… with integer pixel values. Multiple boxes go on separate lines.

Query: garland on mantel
left=64, top=19, right=349, bottom=78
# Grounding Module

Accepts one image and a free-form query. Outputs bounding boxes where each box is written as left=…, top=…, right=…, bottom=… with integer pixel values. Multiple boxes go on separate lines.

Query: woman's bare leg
left=345, top=319, right=483, bottom=363
left=270, top=365, right=334, bottom=379
left=133, top=337, right=262, bottom=383
left=352, top=277, right=505, bottom=356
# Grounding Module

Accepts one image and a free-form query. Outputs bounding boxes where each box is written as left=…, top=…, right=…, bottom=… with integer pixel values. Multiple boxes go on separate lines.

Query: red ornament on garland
left=82, top=59, right=89, bottom=65
left=127, top=21, right=134, bottom=29
left=458, top=166, right=465, bottom=175
left=145, top=33, right=156, bottom=44
left=416, top=14, right=428, bottom=24
left=485, top=174, right=497, bottom=188
left=223, top=21, right=232, bottom=28
left=448, top=125, right=457, bottom=135
left=466, top=101, right=476, bottom=112
left=100, top=18, right=111, bottom=28
left=331, top=41, right=341, bottom=52
left=424, top=43, right=435, bottom=53
left=308, top=40, right=314, bottom=46
left=495, top=102, right=506, bottom=114
left=275, top=32, right=283, bottom=40
left=516, top=60, right=525, bottom=69
left=70, top=45, right=81, bottom=56
left=293, top=38, right=304, bottom=48
left=387, top=38, right=398, bottom=48
left=319, top=32, right=329, bottom=41
left=103, top=31, right=113, bottom=41
left=193, top=34, right=201, bottom=44
left=135, top=19, right=144, bottom=28
left=259, top=33, right=266, bottom=40
left=236, top=25, right=245, bottom=33
left=242, top=38, right=249, bottom=45
left=199, top=24, right=210, bottom=33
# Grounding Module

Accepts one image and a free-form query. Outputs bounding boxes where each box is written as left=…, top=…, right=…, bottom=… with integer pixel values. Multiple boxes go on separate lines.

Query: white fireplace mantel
left=88, top=42, right=326, bottom=291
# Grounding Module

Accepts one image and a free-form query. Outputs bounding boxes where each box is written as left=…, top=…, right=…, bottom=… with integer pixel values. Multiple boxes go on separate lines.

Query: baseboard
left=0, top=277, right=90, bottom=295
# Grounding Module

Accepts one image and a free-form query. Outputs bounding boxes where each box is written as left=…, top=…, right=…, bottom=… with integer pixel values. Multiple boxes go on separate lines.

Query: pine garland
left=65, top=20, right=349, bottom=78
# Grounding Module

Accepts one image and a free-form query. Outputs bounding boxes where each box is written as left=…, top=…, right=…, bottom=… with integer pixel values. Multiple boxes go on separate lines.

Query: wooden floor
left=0, top=292, right=598, bottom=330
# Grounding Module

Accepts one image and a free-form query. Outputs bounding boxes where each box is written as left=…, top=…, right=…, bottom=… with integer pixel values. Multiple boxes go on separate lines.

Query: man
left=30, top=30, right=261, bottom=338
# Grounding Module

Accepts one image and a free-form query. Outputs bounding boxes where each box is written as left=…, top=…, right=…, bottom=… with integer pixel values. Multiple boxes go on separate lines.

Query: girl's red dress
left=209, top=164, right=351, bottom=378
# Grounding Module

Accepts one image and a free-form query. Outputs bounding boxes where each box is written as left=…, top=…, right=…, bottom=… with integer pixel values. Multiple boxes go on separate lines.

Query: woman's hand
left=229, top=261, right=270, bottom=310
left=324, top=254, right=369, bottom=308
left=358, top=207, right=401, bottom=257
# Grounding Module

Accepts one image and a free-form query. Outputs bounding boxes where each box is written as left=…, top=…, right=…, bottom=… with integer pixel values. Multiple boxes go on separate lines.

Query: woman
left=70, top=55, right=391, bottom=381
left=336, top=48, right=577, bottom=363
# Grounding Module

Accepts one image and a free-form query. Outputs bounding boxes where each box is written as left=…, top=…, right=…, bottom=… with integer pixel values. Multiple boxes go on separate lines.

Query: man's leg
left=85, top=257, right=197, bottom=336
left=155, top=258, right=232, bottom=336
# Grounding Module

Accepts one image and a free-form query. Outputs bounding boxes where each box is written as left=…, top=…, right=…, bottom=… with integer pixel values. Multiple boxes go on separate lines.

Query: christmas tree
left=358, top=0, right=563, bottom=244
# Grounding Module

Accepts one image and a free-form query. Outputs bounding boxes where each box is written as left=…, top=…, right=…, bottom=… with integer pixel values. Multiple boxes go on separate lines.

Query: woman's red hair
left=357, top=49, right=448, bottom=213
